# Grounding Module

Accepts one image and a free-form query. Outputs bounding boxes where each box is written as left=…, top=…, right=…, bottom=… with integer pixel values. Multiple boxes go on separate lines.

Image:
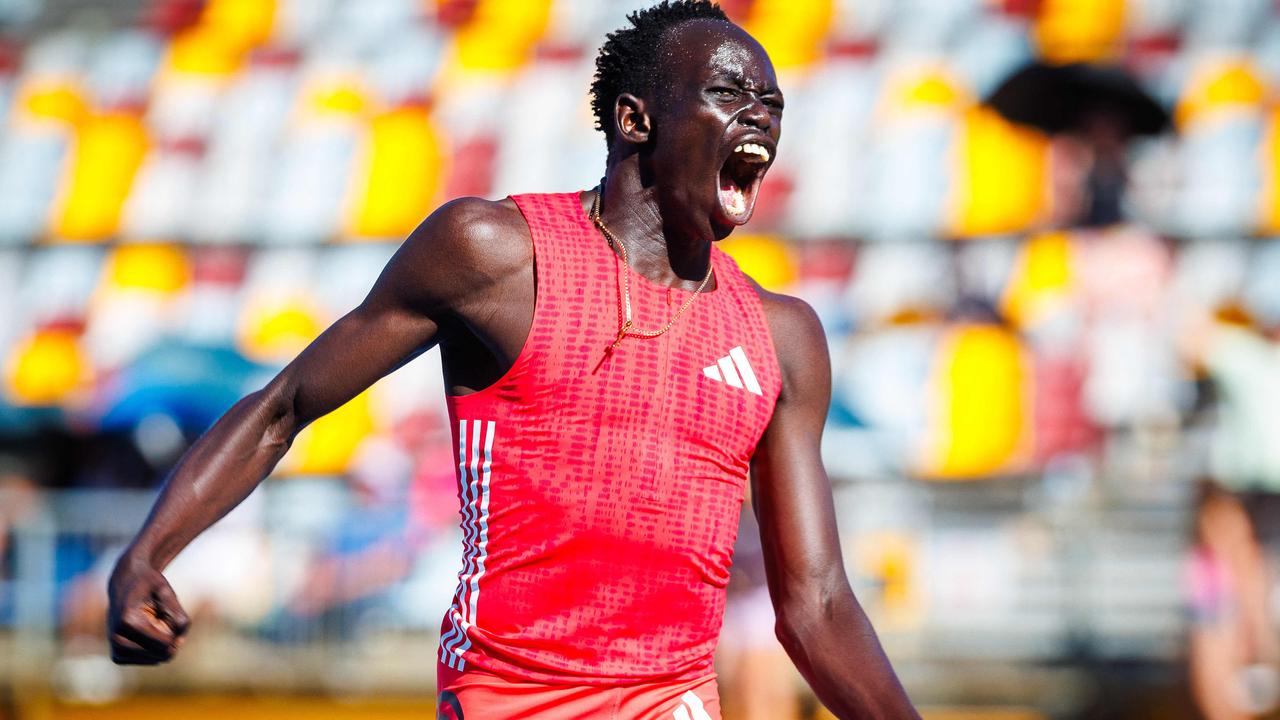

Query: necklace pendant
left=594, top=321, right=631, bottom=374
left=609, top=320, right=631, bottom=352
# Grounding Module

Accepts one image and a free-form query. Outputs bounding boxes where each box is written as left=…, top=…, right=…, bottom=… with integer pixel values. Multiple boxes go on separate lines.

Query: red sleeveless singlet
left=437, top=192, right=782, bottom=684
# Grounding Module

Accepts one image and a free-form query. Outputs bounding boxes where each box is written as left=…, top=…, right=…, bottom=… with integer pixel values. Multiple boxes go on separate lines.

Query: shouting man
left=107, top=2, right=919, bottom=717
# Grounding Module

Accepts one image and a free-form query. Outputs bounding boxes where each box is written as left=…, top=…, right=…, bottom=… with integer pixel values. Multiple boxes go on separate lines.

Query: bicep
left=272, top=297, right=439, bottom=430
left=262, top=199, right=498, bottom=430
left=750, top=297, right=847, bottom=606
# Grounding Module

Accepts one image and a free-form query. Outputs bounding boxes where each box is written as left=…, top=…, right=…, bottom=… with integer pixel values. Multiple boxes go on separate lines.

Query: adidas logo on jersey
left=702, top=346, right=762, bottom=395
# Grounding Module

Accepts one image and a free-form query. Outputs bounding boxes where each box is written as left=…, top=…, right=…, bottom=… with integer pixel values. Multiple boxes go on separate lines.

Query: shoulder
left=405, top=195, right=531, bottom=273
left=743, top=276, right=828, bottom=363
left=371, top=196, right=532, bottom=314
left=742, top=276, right=830, bottom=399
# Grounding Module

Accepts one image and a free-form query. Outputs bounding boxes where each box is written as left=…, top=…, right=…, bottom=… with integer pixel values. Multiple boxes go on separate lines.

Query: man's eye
left=712, top=88, right=739, bottom=99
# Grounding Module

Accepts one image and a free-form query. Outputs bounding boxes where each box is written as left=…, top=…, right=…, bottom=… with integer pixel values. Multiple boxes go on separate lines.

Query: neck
left=598, top=156, right=716, bottom=290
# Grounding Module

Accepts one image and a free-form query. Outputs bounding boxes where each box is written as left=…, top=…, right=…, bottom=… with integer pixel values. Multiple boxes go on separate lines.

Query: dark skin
left=107, top=18, right=918, bottom=720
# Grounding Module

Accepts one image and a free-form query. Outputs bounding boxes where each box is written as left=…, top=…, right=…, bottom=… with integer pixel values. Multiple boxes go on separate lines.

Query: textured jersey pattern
left=438, top=192, right=782, bottom=684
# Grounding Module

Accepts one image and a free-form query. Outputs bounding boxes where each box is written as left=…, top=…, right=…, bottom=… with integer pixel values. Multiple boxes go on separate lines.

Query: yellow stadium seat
left=1001, top=231, right=1076, bottom=328
left=851, top=530, right=923, bottom=631
left=743, top=0, right=834, bottom=69
left=349, top=105, right=447, bottom=238
left=451, top=0, right=551, bottom=73
left=1175, top=58, right=1266, bottom=130
left=953, top=106, right=1049, bottom=237
left=280, top=390, right=376, bottom=476
left=880, top=66, right=970, bottom=121
left=921, top=323, right=1030, bottom=479
left=1034, top=0, right=1126, bottom=64
left=6, top=328, right=87, bottom=406
left=105, top=244, right=191, bottom=294
left=162, top=0, right=276, bottom=77
left=1260, top=108, right=1280, bottom=233
left=897, top=69, right=966, bottom=110
left=718, top=233, right=795, bottom=291
left=309, top=79, right=368, bottom=116
left=19, top=79, right=86, bottom=125
left=164, top=27, right=249, bottom=77
left=54, top=112, right=149, bottom=241
left=238, top=298, right=324, bottom=363
left=201, top=0, right=277, bottom=52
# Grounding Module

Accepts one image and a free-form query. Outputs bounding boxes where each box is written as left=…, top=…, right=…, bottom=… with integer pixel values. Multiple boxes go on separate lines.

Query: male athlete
left=107, top=2, right=919, bottom=718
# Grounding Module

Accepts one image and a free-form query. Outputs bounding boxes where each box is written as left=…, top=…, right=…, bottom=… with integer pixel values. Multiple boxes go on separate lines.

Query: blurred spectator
left=0, top=469, right=43, bottom=625
left=1187, top=480, right=1280, bottom=720
left=718, top=504, right=802, bottom=720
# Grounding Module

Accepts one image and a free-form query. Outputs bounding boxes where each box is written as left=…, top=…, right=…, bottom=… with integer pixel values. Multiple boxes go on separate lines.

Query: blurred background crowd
left=3, top=0, right=1280, bottom=718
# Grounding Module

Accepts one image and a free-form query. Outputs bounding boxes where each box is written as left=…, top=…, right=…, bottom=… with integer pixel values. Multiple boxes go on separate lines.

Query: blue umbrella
left=96, top=342, right=270, bottom=434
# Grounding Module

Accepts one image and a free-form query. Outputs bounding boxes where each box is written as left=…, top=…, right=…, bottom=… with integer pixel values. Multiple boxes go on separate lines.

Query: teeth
left=733, top=142, right=770, bottom=163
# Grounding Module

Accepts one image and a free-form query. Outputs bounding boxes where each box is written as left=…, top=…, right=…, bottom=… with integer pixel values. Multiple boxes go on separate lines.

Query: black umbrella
left=985, top=61, right=1170, bottom=136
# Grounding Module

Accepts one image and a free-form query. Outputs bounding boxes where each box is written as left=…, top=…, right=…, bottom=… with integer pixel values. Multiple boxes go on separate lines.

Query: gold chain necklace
left=590, top=186, right=714, bottom=353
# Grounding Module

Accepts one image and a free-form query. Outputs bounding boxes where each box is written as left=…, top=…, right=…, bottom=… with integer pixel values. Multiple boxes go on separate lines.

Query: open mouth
left=717, top=141, right=771, bottom=225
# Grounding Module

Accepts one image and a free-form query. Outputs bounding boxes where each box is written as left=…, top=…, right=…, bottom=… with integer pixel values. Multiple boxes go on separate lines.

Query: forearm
left=121, top=387, right=296, bottom=570
left=776, top=584, right=920, bottom=720
left=118, top=292, right=442, bottom=572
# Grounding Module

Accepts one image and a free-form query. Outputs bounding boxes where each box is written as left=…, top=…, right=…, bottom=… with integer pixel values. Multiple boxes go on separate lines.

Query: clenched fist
left=106, top=555, right=190, bottom=665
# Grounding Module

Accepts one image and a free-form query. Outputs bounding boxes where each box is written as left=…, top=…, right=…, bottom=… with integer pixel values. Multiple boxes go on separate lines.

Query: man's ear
left=614, top=93, right=651, bottom=145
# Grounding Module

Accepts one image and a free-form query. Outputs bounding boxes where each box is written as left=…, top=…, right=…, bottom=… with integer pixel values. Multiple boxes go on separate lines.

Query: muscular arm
left=108, top=197, right=529, bottom=664
left=750, top=293, right=919, bottom=720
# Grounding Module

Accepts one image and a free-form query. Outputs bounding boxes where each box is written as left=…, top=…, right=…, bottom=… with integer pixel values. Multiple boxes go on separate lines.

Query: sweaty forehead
left=658, top=19, right=776, bottom=89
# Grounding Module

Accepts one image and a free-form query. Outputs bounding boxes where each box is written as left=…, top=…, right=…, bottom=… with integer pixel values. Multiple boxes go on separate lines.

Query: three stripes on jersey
left=440, top=418, right=495, bottom=670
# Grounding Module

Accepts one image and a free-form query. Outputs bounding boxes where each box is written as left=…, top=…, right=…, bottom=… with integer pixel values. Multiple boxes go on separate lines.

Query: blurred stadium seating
left=4, top=0, right=1280, bottom=717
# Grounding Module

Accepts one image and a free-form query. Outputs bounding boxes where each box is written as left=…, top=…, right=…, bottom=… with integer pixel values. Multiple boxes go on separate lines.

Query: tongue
left=719, top=181, right=747, bottom=219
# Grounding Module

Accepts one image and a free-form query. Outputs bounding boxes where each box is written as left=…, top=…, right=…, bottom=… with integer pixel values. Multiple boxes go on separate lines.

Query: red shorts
left=436, top=662, right=722, bottom=719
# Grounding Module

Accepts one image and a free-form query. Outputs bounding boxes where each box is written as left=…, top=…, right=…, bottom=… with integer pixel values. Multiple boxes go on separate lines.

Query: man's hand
left=106, top=556, right=190, bottom=665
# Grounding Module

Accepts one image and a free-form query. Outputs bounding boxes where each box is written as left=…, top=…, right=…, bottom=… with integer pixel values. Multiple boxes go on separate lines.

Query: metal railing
left=1, top=479, right=1192, bottom=708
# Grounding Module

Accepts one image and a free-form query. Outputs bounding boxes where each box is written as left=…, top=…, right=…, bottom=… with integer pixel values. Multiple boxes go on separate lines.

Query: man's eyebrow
left=706, top=68, right=746, bottom=85
left=708, top=69, right=781, bottom=95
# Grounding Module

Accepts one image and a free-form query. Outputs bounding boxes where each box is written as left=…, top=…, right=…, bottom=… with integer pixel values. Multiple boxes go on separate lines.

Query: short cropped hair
left=589, top=0, right=730, bottom=145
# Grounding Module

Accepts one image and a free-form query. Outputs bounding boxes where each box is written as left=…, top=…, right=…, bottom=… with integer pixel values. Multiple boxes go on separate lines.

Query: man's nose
left=739, top=94, right=772, bottom=133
